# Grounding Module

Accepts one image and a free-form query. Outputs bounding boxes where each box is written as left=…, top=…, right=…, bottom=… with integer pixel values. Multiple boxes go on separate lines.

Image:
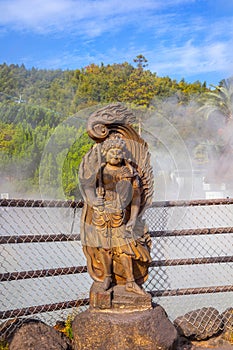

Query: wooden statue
left=79, top=103, right=154, bottom=296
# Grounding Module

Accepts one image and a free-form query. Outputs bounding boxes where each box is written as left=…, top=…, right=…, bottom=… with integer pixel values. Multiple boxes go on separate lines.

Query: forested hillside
left=0, top=56, right=231, bottom=198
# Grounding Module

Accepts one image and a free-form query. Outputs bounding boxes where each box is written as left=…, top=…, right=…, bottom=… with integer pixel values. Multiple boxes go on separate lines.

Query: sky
left=0, top=0, right=233, bottom=86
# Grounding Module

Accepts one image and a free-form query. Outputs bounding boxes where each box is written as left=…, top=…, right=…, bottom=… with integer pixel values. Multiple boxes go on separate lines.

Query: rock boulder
left=9, top=320, right=71, bottom=350
left=174, top=307, right=222, bottom=340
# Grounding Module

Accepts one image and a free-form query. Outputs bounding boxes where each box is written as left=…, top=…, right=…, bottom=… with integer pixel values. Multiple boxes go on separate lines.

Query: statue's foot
left=125, top=281, right=148, bottom=295
left=103, top=276, right=112, bottom=291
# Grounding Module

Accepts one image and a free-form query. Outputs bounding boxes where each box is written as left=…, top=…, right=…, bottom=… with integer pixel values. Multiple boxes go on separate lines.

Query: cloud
left=1, top=0, right=232, bottom=83
left=21, top=35, right=233, bottom=84
left=149, top=39, right=233, bottom=79
left=0, top=0, right=193, bottom=35
left=145, top=12, right=233, bottom=81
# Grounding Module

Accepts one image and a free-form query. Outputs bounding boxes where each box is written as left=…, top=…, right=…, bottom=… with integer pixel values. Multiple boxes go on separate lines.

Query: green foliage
left=39, top=125, right=93, bottom=199
left=71, top=62, right=134, bottom=109
left=199, top=79, right=233, bottom=123
left=133, top=54, right=148, bottom=70
left=54, top=314, right=74, bottom=340
left=0, top=100, right=63, bottom=127
left=64, top=315, right=74, bottom=339
left=0, top=61, right=227, bottom=197
left=198, top=78, right=233, bottom=157
left=0, top=341, right=9, bottom=350
left=62, top=131, right=93, bottom=199
left=122, top=69, right=158, bottom=107
left=176, top=79, right=208, bottom=103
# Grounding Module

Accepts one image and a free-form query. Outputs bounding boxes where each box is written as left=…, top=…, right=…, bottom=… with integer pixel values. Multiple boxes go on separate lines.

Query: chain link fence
left=1, top=198, right=233, bottom=341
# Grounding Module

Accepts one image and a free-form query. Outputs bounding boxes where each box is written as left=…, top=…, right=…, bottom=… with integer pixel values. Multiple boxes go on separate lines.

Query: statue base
left=72, top=303, right=178, bottom=350
left=89, top=282, right=152, bottom=311
left=73, top=283, right=177, bottom=350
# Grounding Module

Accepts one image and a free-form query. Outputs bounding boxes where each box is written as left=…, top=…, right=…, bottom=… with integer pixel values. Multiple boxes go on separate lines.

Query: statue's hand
left=92, top=197, right=104, bottom=207
left=126, top=218, right=136, bottom=233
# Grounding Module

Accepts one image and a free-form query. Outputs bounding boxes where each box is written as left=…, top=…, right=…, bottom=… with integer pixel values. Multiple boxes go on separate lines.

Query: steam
left=1, top=95, right=233, bottom=201
left=143, top=93, right=233, bottom=200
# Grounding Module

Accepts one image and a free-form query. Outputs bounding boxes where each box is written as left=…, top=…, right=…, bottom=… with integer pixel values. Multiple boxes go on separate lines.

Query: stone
left=72, top=304, right=178, bottom=350
left=0, top=317, right=36, bottom=343
left=221, top=307, right=233, bottom=331
left=174, top=307, right=223, bottom=341
left=9, top=320, right=71, bottom=350
left=221, top=307, right=233, bottom=343
left=191, top=333, right=233, bottom=350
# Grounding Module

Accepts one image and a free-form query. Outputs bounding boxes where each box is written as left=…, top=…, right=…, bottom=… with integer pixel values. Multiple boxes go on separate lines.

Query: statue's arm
left=84, top=187, right=104, bottom=208
left=125, top=187, right=141, bottom=232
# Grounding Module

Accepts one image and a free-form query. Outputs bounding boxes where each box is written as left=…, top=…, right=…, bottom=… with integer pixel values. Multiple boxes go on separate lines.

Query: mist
left=142, top=93, right=233, bottom=201
left=1, top=93, right=233, bottom=201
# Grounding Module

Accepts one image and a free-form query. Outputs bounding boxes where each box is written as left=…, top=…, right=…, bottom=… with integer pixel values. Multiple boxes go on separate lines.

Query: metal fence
left=1, top=198, right=233, bottom=340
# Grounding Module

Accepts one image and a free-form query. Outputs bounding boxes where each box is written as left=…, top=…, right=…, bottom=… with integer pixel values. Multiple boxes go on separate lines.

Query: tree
left=72, top=62, right=134, bottom=110
left=133, top=54, right=148, bottom=70
left=62, top=128, right=93, bottom=199
left=198, top=79, right=233, bottom=184
left=122, top=57, right=157, bottom=107
left=200, top=80, right=233, bottom=123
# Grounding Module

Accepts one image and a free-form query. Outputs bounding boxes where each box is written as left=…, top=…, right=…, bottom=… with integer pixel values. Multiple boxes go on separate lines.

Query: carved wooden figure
left=79, top=103, right=154, bottom=296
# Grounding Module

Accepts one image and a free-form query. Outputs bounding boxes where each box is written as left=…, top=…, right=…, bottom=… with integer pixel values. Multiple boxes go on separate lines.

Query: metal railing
left=1, top=198, right=232, bottom=340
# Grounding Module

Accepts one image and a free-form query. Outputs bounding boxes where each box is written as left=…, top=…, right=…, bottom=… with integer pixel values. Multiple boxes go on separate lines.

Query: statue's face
left=106, top=147, right=123, bottom=165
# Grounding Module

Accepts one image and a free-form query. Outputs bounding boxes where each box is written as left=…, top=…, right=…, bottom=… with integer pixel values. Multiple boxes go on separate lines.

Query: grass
left=54, top=314, right=74, bottom=340
left=0, top=341, right=9, bottom=350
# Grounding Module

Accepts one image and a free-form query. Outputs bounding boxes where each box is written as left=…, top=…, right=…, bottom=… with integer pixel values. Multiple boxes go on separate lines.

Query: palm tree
left=199, top=79, right=233, bottom=124
left=199, top=79, right=233, bottom=186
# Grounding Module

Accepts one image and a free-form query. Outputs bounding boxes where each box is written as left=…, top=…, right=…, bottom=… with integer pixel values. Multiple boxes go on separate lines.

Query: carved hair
left=101, top=134, right=127, bottom=156
left=87, top=103, right=136, bottom=142
left=90, top=103, right=135, bottom=125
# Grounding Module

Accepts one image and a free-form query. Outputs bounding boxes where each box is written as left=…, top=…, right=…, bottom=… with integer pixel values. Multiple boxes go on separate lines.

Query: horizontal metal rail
left=150, top=256, right=233, bottom=267
left=0, top=199, right=83, bottom=208
left=1, top=197, right=233, bottom=208
left=1, top=227, right=232, bottom=245
left=149, top=285, right=233, bottom=297
left=0, top=298, right=89, bottom=320
left=1, top=285, right=233, bottom=320
left=2, top=256, right=232, bottom=282
left=0, top=266, right=87, bottom=282
left=1, top=197, right=232, bottom=322
left=0, top=233, right=81, bottom=244
left=150, top=227, right=233, bottom=237
left=150, top=198, right=233, bottom=207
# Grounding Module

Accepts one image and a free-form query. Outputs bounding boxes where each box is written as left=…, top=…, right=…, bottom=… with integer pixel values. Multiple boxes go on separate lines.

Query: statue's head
left=101, top=134, right=126, bottom=155
left=101, top=134, right=127, bottom=166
